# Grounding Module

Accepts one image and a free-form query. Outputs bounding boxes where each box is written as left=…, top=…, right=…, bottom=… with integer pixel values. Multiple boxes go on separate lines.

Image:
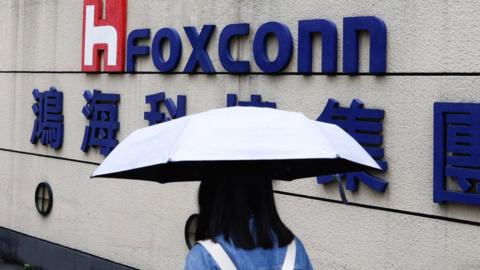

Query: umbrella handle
left=335, top=174, right=349, bottom=205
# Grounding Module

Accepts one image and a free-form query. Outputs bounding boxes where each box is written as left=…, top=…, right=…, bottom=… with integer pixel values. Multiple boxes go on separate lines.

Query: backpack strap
left=281, top=239, right=297, bottom=270
left=198, top=240, right=237, bottom=270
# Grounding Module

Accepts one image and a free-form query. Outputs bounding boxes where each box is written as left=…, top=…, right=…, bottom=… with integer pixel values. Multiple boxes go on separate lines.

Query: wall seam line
left=2, top=147, right=478, bottom=227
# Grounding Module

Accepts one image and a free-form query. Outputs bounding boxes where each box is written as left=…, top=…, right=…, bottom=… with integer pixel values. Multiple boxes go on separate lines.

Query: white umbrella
left=92, top=106, right=380, bottom=182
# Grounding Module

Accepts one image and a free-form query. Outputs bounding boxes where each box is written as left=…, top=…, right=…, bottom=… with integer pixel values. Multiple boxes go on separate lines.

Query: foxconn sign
left=81, top=0, right=388, bottom=74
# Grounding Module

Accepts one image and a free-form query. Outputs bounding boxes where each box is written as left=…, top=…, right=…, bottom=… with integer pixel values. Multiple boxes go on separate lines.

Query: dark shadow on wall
left=0, top=227, right=137, bottom=270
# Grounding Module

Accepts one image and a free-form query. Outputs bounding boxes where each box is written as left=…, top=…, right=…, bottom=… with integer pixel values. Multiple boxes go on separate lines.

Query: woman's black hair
left=195, top=177, right=294, bottom=250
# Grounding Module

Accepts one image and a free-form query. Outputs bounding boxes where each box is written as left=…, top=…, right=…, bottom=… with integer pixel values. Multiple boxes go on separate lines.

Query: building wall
left=1, top=0, right=480, bottom=269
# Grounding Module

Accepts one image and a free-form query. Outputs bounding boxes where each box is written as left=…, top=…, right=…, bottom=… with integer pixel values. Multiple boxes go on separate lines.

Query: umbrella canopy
left=92, top=106, right=380, bottom=182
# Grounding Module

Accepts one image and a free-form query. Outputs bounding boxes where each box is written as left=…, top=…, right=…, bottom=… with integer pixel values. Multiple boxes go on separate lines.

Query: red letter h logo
left=82, top=0, right=127, bottom=72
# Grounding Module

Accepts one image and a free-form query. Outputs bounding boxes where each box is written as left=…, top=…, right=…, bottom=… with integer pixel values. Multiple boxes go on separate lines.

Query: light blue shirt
left=184, top=236, right=314, bottom=270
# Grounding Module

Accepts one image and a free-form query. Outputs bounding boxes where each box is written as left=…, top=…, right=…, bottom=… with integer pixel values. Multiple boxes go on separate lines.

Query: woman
left=184, top=177, right=313, bottom=270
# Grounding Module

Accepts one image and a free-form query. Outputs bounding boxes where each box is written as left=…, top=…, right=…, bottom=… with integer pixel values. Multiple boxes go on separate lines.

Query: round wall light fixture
left=184, top=214, right=199, bottom=249
left=35, top=182, right=53, bottom=216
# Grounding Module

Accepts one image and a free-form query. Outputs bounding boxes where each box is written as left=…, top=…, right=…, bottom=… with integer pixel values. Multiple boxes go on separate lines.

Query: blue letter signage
left=226, top=94, right=277, bottom=108
left=298, top=19, right=337, bottom=74
left=253, top=22, right=293, bottom=73
left=126, top=28, right=151, bottom=72
left=219, top=23, right=251, bottom=73
left=81, top=90, right=120, bottom=157
left=152, top=28, right=183, bottom=72
left=343, top=16, right=387, bottom=74
left=144, top=92, right=187, bottom=125
left=30, top=87, right=64, bottom=149
left=114, top=17, right=387, bottom=74
left=317, top=99, right=388, bottom=192
left=434, top=102, right=480, bottom=205
left=183, top=25, right=216, bottom=73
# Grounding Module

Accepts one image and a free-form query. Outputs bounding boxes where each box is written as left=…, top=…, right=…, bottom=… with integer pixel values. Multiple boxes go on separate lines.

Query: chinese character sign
left=434, top=102, right=480, bottom=205
left=317, top=99, right=388, bottom=192
left=81, top=90, right=120, bottom=157
left=30, top=87, right=64, bottom=149
left=226, top=94, right=276, bottom=108
left=144, top=92, right=186, bottom=126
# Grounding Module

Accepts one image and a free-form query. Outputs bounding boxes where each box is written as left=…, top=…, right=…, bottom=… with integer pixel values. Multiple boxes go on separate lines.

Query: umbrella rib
left=312, top=121, right=339, bottom=157
left=167, top=116, right=193, bottom=161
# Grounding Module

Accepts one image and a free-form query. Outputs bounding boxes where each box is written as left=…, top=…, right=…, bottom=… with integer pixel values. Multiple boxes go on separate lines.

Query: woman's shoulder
left=294, top=237, right=307, bottom=254
left=293, top=237, right=314, bottom=270
left=184, top=243, right=217, bottom=270
left=184, top=237, right=314, bottom=270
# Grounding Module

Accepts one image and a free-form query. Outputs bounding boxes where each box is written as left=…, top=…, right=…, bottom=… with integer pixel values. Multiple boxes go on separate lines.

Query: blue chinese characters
left=144, top=92, right=187, bottom=126
left=30, top=87, right=64, bottom=149
left=226, top=94, right=276, bottom=108
left=434, top=102, right=480, bottom=205
left=28, top=89, right=395, bottom=198
left=81, top=90, right=120, bottom=157
left=317, top=99, right=388, bottom=192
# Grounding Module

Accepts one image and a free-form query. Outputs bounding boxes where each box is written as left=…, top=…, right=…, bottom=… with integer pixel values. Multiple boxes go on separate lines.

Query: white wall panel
left=1, top=1, right=480, bottom=269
